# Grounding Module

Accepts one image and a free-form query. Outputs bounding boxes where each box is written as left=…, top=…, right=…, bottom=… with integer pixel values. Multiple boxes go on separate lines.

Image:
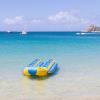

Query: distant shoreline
left=1, top=31, right=100, bottom=32
left=0, top=31, right=100, bottom=34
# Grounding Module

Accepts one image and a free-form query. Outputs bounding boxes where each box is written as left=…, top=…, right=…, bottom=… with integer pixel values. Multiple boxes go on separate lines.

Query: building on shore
left=85, top=24, right=100, bottom=32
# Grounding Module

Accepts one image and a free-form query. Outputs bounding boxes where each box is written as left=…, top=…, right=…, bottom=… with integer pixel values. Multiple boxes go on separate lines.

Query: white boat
left=21, top=31, right=27, bottom=35
left=76, top=32, right=86, bottom=35
left=81, top=32, right=86, bottom=35
left=76, top=32, right=81, bottom=35
left=7, top=30, right=11, bottom=33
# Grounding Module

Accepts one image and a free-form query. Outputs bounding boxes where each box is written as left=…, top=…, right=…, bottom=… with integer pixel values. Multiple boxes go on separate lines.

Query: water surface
left=0, top=32, right=100, bottom=100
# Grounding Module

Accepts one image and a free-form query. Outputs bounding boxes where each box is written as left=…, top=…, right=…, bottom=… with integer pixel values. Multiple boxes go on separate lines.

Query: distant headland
left=85, top=24, right=100, bottom=32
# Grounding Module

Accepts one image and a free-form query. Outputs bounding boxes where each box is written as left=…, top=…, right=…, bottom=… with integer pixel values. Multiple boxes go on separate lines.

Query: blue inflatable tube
left=23, top=58, right=58, bottom=76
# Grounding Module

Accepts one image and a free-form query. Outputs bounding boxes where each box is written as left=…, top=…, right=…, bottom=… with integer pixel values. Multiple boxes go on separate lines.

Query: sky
left=0, top=0, right=100, bottom=31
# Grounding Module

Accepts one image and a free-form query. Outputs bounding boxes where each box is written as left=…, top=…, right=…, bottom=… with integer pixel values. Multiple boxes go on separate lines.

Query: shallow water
left=0, top=32, right=100, bottom=100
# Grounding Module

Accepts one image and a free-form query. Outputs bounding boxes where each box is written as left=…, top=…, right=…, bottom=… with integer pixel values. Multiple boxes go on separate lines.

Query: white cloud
left=3, top=16, right=23, bottom=25
left=2, top=10, right=91, bottom=31
left=31, top=19, right=42, bottom=24
left=48, top=11, right=73, bottom=23
left=3, top=16, right=44, bottom=27
left=48, top=11, right=90, bottom=25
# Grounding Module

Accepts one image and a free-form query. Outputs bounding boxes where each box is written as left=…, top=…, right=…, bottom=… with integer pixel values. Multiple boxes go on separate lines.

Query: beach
left=0, top=32, right=100, bottom=100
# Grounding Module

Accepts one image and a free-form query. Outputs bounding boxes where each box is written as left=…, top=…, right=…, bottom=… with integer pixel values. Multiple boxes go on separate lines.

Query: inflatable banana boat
left=23, top=59, right=58, bottom=76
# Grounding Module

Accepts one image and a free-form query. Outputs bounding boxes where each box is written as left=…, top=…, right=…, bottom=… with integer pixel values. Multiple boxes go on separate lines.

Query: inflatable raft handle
left=29, top=59, right=40, bottom=67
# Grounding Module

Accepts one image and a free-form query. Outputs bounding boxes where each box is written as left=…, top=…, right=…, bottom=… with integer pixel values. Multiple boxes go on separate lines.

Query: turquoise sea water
left=0, top=32, right=100, bottom=100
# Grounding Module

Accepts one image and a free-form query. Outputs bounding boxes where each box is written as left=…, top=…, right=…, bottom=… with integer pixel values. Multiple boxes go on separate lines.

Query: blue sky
left=0, top=0, right=100, bottom=31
